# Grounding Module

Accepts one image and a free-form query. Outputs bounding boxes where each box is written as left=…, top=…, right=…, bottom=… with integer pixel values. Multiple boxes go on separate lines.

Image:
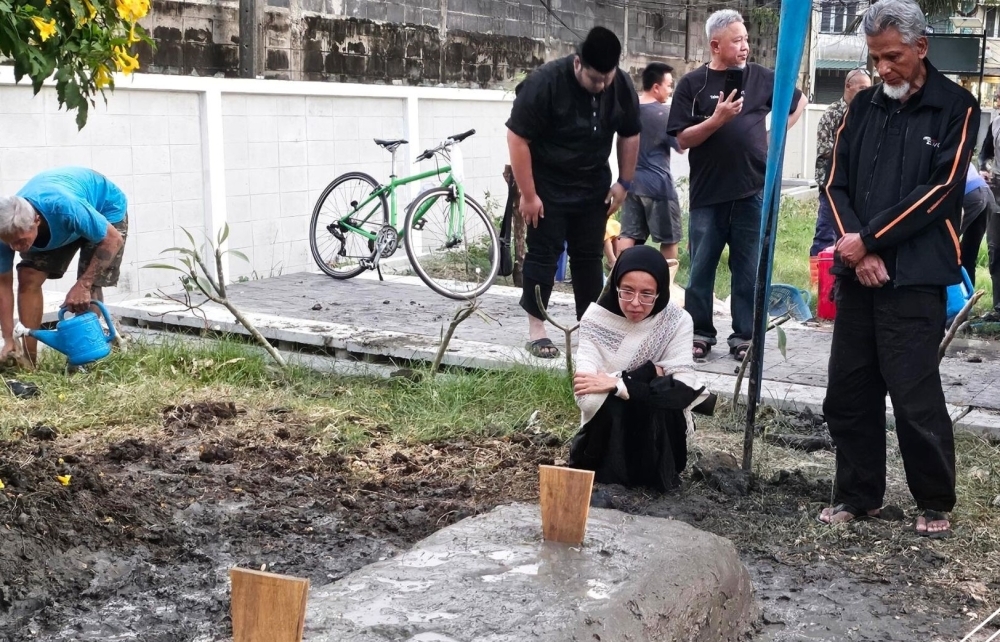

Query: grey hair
left=862, top=0, right=927, bottom=45
left=0, top=196, right=36, bottom=237
left=705, top=9, right=744, bottom=40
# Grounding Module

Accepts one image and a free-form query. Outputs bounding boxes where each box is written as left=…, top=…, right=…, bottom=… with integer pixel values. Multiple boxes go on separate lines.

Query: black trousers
left=823, top=278, right=956, bottom=512
left=960, top=183, right=998, bottom=290
left=520, top=199, right=607, bottom=321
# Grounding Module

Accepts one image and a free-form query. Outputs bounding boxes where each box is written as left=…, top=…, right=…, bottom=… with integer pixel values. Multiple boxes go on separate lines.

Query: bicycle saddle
left=374, top=138, right=408, bottom=151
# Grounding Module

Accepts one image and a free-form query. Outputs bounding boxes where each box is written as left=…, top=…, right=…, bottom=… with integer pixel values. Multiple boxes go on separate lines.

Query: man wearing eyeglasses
left=507, top=27, right=641, bottom=359
left=666, top=9, right=807, bottom=362
left=812, top=68, right=871, bottom=256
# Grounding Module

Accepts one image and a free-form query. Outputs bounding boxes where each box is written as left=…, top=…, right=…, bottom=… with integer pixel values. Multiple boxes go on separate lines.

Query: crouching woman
left=569, top=246, right=715, bottom=491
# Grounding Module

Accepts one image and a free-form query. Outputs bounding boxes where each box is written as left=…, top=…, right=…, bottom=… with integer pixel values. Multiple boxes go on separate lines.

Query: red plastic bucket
left=817, top=247, right=837, bottom=320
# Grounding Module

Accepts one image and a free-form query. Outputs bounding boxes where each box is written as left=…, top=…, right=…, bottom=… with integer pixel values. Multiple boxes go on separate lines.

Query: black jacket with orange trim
left=823, top=59, right=980, bottom=287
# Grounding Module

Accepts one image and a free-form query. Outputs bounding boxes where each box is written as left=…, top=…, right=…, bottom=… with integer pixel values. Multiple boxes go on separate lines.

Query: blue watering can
left=945, top=267, right=974, bottom=327
left=28, top=301, right=117, bottom=366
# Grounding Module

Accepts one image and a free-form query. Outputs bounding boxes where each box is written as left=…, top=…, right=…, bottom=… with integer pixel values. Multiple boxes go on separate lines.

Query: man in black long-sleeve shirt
left=818, top=0, right=979, bottom=538
left=976, top=117, right=1000, bottom=318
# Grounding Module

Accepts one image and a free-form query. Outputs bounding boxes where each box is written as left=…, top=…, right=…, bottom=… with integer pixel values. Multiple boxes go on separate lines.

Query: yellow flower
left=0, top=479, right=5, bottom=490
left=79, top=0, right=97, bottom=23
left=112, top=46, right=140, bottom=75
left=56, top=475, right=72, bottom=486
left=115, top=0, right=149, bottom=22
left=128, top=22, right=140, bottom=44
left=94, top=64, right=112, bottom=89
left=31, top=16, right=57, bottom=42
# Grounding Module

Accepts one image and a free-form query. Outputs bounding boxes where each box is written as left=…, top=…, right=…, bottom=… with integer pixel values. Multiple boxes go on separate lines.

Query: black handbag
left=497, top=175, right=516, bottom=277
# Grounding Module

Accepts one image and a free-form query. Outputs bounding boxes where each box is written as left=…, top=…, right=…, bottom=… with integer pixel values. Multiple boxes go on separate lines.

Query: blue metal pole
left=743, top=1, right=812, bottom=471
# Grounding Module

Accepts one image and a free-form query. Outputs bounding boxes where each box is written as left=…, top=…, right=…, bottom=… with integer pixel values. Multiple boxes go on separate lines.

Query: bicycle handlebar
left=448, top=129, right=476, bottom=143
left=415, top=129, right=476, bottom=162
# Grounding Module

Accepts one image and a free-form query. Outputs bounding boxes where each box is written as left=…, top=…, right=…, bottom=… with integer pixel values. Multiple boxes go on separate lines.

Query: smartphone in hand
left=723, top=67, right=744, bottom=101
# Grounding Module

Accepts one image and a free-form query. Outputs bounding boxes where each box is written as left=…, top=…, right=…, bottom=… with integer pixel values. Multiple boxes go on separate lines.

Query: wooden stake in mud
left=539, top=465, right=594, bottom=545
left=230, top=568, right=310, bottom=642
left=502, top=165, right=526, bottom=287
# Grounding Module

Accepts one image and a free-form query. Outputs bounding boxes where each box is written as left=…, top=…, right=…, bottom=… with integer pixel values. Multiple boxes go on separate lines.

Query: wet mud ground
left=0, top=402, right=995, bottom=642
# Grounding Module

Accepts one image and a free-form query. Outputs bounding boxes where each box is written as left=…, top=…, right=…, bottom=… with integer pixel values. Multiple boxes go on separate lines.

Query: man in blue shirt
left=0, top=167, right=128, bottom=364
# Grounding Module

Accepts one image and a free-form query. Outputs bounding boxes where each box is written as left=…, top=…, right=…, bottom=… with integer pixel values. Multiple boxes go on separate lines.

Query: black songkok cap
left=579, top=26, right=622, bottom=73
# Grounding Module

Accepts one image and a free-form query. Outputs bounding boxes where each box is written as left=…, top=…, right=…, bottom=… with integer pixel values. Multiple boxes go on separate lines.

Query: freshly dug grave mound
left=306, top=503, right=755, bottom=642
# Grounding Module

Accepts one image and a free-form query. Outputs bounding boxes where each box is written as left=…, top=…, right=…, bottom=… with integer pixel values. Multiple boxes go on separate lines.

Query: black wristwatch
left=616, top=177, right=632, bottom=191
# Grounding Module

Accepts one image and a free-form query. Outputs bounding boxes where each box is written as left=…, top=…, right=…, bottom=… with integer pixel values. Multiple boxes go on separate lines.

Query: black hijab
left=597, top=245, right=671, bottom=317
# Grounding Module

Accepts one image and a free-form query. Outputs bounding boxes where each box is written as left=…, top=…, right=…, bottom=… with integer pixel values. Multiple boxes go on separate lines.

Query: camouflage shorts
left=17, top=216, right=128, bottom=287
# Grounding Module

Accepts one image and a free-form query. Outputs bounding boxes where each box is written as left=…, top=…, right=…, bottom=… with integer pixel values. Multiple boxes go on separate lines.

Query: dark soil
left=0, top=402, right=993, bottom=641
left=0, top=401, right=559, bottom=642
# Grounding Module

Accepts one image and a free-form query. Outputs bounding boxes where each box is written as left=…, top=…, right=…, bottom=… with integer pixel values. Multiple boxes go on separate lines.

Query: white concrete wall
left=0, top=84, right=206, bottom=300
left=0, top=67, right=825, bottom=309
left=0, top=69, right=511, bottom=303
left=783, top=104, right=828, bottom=182
left=220, top=93, right=408, bottom=281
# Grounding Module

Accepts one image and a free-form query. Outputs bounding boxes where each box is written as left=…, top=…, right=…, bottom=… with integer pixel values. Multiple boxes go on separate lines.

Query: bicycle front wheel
left=309, top=172, right=388, bottom=279
left=403, top=187, right=500, bottom=300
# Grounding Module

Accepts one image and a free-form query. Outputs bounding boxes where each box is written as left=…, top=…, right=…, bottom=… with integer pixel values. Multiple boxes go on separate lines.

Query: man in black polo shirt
left=667, top=9, right=806, bottom=362
left=506, top=26, right=641, bottom=358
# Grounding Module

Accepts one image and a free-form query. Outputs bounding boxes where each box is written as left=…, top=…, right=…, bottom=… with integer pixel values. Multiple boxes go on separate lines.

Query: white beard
left=882, top=81, right=910, bottom=100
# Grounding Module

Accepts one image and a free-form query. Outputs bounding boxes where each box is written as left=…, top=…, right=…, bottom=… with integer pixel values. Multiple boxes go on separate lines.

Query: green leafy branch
left=0, top=0, right=153, bottom=128
left=143, top=225, right=288, bottom=369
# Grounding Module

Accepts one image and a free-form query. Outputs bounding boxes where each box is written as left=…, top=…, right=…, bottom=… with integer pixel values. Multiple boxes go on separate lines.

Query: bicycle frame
left=337, top=163, right=467, bottom=243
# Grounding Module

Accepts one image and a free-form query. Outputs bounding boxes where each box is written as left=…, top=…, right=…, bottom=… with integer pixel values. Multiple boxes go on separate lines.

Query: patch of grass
left=0, top=339, right=580, bottom=450
left=290, top=364, right=579, bottom=446
left=674, top=195, right=817, bottom=303
left=0, top=339, right=279, bottom=438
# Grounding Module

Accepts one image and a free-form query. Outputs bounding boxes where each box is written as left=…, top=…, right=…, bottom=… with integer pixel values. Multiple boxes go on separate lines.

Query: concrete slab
left=107, top=297, right=560, bottom=372
left=304, top=503, right=755, bottom=642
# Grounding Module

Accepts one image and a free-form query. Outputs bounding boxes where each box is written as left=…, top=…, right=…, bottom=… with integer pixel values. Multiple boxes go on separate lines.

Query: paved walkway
left=108, top=270, right=1000, bottom=435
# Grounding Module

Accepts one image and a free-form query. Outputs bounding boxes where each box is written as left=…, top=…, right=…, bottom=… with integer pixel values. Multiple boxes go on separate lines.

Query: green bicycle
left=308, top=129, right=501, bottom=300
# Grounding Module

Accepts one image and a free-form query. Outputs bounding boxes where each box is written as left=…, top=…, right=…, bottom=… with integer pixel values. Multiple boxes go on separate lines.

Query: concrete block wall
left=221, top=93, right=407, bottom=281
left=781, top=105, right=827, bottom=182
left=0, top=84, right=206, bottom=301
left=136, top=0, right=728, bottom=86
left=0, top=70, right=514, bottom=304
left=417, top=98, right=512, bottom=214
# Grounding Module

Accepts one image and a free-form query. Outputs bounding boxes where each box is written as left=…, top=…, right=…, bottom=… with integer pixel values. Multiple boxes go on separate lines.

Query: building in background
left=810, top=1, right=869, bottom=104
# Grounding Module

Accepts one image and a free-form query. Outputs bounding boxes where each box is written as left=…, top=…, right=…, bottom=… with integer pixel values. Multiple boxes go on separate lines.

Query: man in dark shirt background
left=618, top=62, right=686, bottom=263
left=506, top=26, right=641, bottom=359
left=976, top=114, right=1000, bottom=320
left=667, top=9, right=806, bottom=362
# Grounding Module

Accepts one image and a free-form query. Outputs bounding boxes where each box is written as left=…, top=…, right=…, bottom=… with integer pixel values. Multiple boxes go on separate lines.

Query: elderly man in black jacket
left=818, top=0, right=979, bottom=538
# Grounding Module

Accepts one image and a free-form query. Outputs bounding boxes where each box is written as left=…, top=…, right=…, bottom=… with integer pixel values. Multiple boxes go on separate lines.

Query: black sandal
left=525, top=338, right=560, bottom=359
left=817, top=503, right=880, bottom=525
left=915, top=509, right=952, bottom=539
left=693, top=340, right=711, bottom=360
left=732, top=342, right=751, bottom=362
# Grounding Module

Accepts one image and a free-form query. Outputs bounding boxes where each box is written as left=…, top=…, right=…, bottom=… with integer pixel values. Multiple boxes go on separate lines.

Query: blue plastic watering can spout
left=28, top=327, right=67, bottom=353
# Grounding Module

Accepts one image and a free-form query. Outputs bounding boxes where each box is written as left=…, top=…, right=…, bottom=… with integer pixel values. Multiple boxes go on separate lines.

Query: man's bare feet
left=818, top=503, right=880, bottom=524
left=915, top=510, right=951, bottom=538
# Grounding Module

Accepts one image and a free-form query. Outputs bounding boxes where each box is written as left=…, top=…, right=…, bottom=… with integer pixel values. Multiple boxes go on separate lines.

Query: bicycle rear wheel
left=403, top=187, right=500, bottom=300
left=309, top=172, right=388, bottom=279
